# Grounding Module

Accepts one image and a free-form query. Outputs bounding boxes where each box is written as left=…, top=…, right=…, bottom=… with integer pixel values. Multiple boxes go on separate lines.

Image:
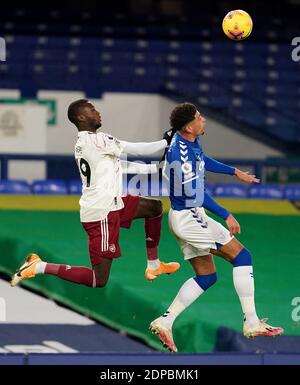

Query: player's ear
left=185, top=123, right=193, bottom=134
left=77, top=113, right=85, bottom=122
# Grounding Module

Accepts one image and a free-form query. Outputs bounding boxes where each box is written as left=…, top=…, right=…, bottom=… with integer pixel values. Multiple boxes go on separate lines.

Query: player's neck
left=178, top=130, right=196, bottom=143
left=77, top=124, right=97, bottom=133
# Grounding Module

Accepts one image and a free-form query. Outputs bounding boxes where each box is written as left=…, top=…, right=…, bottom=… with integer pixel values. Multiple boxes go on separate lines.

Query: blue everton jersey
left=163, top=133, right=205, bottom=210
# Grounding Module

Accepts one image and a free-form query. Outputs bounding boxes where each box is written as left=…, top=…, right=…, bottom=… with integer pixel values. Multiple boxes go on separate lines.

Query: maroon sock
left=145, top=212, right=162, bottom=260
left=45, top=264, right=99, bottom=287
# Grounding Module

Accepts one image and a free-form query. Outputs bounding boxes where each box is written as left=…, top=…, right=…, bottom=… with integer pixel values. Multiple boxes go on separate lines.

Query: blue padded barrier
left=213, top=183, right=248, bottom=198
left=0, top=180, right=31, bottom=194
left=284, top=185, right=300, bottom=201
left=68, top=180, right=82, bottom=195
left=248, top=184, right=284, bottom=199
left=31, top=179, right=68, bottom=195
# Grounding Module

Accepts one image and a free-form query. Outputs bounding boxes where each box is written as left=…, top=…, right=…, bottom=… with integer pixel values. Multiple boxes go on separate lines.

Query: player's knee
left=95, top=279, right=108, bottom=288
left=194, top=272, right=217, bottom=291
left=149, top=199, right=162, bottom=217
left=93, top=273, right=109, bottom=288
left=231, top=247, right=252, bottom=267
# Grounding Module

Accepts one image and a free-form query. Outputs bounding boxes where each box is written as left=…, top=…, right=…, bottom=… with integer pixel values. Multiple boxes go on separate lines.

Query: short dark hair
left=67, top=99, right=89, bottom=125
left=169, top=102, right=197, bottom=131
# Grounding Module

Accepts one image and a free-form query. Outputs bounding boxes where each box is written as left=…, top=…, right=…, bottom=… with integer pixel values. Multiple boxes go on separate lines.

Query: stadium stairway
left=0, top=278, right=152, bottom=353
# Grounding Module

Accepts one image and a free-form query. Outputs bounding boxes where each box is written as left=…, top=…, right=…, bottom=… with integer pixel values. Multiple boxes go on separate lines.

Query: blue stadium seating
left=248, top=184, right=284, bottom=199
left=68, top=180, right=82, bottom=195
left=0, top=25, right=299, bottom=144
left=213, top=183, right=248, bottom=198
left=0, top=180, right=31, bottom=194
left=284, top=185, right=300, bottom=201
left=31, top=179, right=68, bottom=195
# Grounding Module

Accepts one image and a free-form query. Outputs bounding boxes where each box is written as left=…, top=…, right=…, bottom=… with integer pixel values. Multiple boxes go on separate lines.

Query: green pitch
left=0, top=210, right=299, bottom=352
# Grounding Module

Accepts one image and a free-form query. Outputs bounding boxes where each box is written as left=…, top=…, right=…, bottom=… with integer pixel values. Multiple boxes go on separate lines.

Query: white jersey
left=75, top=131, right=125, bottom=222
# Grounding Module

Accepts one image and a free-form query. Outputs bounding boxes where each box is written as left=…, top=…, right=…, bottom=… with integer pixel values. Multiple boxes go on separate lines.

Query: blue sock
left=231, top=248, right=252, bottom=267
left=193, top=272, right=217, bottom=291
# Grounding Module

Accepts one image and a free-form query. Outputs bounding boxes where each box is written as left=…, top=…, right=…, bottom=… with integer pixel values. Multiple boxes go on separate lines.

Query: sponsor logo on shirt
left=199, top=160, right=205, bottom=171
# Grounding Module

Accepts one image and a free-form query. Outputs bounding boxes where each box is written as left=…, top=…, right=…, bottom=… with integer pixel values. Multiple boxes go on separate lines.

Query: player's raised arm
left=203, top=154, right=235, bottom=175
left=120, top=139, right=166, bottom=157
left=204, top=154, right=260, bottom=183
left=120, top=160, right=157, bottom=174
left=234, top=169, right=260, bottom=184
left=120, top=129, right=175, bottom=157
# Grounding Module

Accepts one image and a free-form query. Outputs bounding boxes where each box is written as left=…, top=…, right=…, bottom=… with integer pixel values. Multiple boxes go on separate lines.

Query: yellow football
left=222, top=10, right=253, bottom=40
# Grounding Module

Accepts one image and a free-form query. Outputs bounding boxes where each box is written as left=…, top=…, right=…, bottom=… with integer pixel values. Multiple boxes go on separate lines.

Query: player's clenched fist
left=163, top=128, right=176, bottom=145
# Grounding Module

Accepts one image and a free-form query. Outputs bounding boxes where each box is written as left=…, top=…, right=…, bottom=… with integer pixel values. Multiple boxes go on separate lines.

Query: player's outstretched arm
left=120, top=129, right=175, bottom=158
left=204, top=155, right=260, bottom=183
left=203, top=155, right=236, bottom=175
left=121, top=160, right=157, bottom=174
left=234, top=168, right=260, bottom=184
left=120, top=139, right=167, bottom=157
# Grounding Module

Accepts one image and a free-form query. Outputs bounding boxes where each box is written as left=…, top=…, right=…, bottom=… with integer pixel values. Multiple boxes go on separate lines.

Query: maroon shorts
left=82, top=195, right=140, bottom=266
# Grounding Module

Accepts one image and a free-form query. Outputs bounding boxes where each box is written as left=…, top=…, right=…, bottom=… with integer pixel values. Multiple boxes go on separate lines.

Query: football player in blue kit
left=150, top=102, right=284, bottom=352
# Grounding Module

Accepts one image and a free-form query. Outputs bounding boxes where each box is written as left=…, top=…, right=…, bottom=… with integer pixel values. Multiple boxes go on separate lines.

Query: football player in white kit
left=11, top=99, right=179, bottom=289
left=149, top=102, right=284, bottom=352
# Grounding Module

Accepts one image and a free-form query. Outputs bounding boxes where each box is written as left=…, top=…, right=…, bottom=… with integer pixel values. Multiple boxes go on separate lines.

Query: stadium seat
left=31, top=179, right=68, bottom=195
left=68, top=179, right=82, bottom=195
left=0, top=179, right=31, bottom=194
left=284, top=185, right=300, bottom=201
left=213, top=183, right=248, bottom=198
left=0, top=15, right=299, bottom=146
left=248, top=184, right=284, bottom=199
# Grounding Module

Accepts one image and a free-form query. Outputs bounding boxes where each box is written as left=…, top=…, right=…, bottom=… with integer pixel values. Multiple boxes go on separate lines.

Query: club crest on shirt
left=105, top=135, right=120, bottom=145
left=75, top=146, right=82, bottom=155
left=181, top=162, right=192, bottom=174
left=109, top=244, right=116, bottom=253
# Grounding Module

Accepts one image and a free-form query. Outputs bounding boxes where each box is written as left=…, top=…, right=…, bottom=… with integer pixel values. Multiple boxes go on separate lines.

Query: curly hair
left=67, top=99, right=89, bottom=125
left=169, top=102, right=197, bottom=131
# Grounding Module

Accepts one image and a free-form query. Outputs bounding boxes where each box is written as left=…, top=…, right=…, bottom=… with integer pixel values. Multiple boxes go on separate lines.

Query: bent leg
left=212, top=239, right=284, bottom=337
left=189, top=253, right=216, bottom=275
left=210, top=238, right=259, bottom=330
left=155, top=255, right=216, bottom=327
left=133, top=196, right=162, bottom=219
left=43, top=258, right=112, bottom=288
left=188, top=254, right=217, bottom=299
left=150, top=254, right=217, bottom=353
left=210, top=237, right=244, bottom=262
left=93, top=259, right=113, bottom=287
left=131, top=196, right=179, bottom=279
left=10, top=252, right=112, bottom=288
left=135, top=197, right=162, bottom=261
